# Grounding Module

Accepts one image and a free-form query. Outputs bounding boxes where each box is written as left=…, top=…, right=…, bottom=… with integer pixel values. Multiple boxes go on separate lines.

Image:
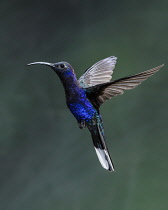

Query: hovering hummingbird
left=27, top=56, right=164, bottom=172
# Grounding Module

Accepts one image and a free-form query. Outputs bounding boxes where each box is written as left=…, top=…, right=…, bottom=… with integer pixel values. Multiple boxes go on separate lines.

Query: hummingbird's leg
left=78, top=120, right=86, bottom=129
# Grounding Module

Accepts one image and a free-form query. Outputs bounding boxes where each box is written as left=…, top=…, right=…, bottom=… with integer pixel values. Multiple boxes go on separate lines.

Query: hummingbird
left=27, top=56, right=164, bottom=172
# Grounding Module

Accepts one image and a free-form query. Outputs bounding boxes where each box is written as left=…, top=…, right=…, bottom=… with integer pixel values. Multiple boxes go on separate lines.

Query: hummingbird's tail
left=87, top=118, right=115, bottom=172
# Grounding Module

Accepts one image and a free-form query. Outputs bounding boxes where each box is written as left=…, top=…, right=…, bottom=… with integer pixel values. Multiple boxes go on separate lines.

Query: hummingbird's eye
left=59, top=64, right=65, bottom=69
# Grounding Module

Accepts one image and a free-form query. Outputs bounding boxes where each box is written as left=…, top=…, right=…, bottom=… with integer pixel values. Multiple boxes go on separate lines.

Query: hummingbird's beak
left=27, top=62, right=54, bottom=67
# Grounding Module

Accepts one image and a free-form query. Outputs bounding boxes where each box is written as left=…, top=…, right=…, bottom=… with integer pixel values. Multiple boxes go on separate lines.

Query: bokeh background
left=0, top=0, right=168, bottom=210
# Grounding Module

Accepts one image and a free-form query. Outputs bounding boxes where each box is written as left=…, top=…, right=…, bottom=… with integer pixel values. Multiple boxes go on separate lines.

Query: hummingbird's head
left=27, top=61, right=75, bottom=76
left=52, top=62, right=75, bottom=75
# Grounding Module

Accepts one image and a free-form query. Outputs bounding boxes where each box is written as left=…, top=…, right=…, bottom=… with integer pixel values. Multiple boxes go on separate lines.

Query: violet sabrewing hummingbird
left=27, top=56, right=164, bottom=172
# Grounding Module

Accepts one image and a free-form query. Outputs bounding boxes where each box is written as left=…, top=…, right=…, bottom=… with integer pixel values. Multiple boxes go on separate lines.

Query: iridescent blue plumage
left=55, top=65, right=97, bottom=123
left=27, top=57, right=164, bottom=172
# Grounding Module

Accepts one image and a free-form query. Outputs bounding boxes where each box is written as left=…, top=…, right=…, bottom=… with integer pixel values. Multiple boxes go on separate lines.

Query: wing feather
left=86, top=64, right=164, bottom=108
left=78, top=56, right=117, bottom=88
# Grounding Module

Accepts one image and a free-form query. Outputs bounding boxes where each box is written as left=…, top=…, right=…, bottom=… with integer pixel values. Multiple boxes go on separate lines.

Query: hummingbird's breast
left=66, top=88, right=97, bottom=123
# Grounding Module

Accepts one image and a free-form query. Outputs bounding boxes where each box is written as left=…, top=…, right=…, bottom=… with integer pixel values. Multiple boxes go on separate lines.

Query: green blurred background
left=0, top=0, right=168, bottom=210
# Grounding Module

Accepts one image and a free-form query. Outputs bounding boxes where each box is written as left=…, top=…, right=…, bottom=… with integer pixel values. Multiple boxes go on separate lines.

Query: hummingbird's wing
left=78, top=56, right=117, bottom=88
left=86, top=64, right=164, bottom=108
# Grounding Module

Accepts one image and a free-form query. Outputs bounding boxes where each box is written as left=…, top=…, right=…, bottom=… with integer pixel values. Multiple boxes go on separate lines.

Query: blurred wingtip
left=159, top=64, right=164, bottom=68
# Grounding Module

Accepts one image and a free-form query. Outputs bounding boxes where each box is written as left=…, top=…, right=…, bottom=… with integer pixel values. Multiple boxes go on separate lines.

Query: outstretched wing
left=78, top=56, right=117, bottom=88
left=86, top=64, right=164, bottom=108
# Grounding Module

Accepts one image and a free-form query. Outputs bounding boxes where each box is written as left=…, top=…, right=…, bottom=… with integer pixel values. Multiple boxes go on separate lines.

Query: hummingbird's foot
left=78, top=120, right=86, bottom=129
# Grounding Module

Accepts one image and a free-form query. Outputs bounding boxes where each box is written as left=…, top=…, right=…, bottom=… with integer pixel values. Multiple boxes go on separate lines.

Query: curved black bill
left=27, top=62, right=54, bottom=67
